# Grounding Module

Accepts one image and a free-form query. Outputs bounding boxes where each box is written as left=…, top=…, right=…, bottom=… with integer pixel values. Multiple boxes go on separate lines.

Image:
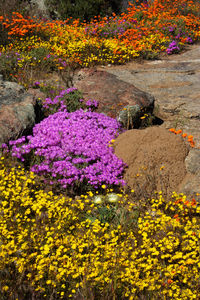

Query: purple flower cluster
left=57, top=57, right=67, bottom=68
left=166, top=40, right=180, bottom=54
left=42, top=87, right=99, bottom=115
left=34, top=81, right=41, bottom=87
left=165, top=25, right=193, bottom=46
left=186, top=36, right=193, bottom=44
left=43, top=87, right=80, bottom=111
left=9, top=109, right=126, bottom=188
left=168, top=26, right=175, bottom=33
left=85, top=18, right=137, bottom=39
left=85, top=99, right=99, bottom=110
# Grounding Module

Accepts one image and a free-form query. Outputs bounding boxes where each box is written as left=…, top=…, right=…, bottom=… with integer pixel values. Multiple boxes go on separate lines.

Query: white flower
left=106, top=193, right=119, bottom=203
left=93, top=195, right=103, bottom=204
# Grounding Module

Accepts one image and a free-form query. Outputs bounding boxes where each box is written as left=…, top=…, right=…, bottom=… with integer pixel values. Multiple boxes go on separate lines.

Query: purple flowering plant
left=43, top=87, right=84, bottom=114
left=166, top=40, right=180, bottom=54
left=163, top=24, right=194, bottom=54
left=39, top=86, right=99, bottom=116
left=8, top=109, right=126, bottom=191
left=186, top=36, right=193, bottom=44
left=85, top=17, right=137, bottom=39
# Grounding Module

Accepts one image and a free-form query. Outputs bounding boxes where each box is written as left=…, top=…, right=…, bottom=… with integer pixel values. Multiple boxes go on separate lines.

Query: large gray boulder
left=0, top=78, right=43, bottom=145
left=74, top=68, right=155, bottom=129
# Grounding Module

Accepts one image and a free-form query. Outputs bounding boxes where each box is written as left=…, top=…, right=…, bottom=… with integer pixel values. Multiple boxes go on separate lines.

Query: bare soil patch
left=114, top=126, right=189, bottom=199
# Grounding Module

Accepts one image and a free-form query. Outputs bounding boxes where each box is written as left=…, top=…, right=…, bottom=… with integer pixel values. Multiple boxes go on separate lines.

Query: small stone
left=185, top=148, right=200, bottom=176
left=179, top=174, right=200, bottom=198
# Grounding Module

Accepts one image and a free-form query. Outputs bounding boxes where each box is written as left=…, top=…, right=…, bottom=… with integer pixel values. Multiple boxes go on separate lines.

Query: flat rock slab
left=0, top=80, right=43, bottom=145
left=74, top=68, right=155, bottom=128
left=101, top=44, right=200, bottom=147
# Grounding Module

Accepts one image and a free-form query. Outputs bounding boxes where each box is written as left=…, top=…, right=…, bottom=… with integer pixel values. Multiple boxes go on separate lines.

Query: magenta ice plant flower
left=9, top=109, right=126, bottom=188
left=43, top=87, right=78, bottom=110
left=85, top=99, right=99, bottom=109
left=166, top=40, right=180, bottom=54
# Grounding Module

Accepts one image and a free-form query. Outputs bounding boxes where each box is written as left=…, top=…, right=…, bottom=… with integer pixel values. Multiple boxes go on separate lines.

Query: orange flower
left=176, top=129, right=182, bottom=134
left=167, top=279, right=173, bottom=284
left=191, top=198, right=197, bottom=207
left=173, top=214, right=180, bottom=222
left=190, top=142, right=195, bottom=147
left=174, top=198, right=183, bottom=204
left=188, top=135, right=193, bottom=140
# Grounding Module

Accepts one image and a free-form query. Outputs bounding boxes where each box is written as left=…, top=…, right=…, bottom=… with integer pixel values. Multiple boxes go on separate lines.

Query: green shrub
left=0, top=23, right=9, bottom=48
left=44, top=0, right=122, bottom=22
left=0, top=0, right=30, bottom=17
left=0, top=52, right=18, bottom=81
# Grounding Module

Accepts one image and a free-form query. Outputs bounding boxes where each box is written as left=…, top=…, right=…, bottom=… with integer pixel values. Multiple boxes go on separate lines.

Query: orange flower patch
left=169, top=128, right=196, bottom=148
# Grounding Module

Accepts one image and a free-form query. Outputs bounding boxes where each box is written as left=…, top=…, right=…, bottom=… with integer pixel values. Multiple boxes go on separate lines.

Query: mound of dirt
left=114, top=126, right=189, bottom=199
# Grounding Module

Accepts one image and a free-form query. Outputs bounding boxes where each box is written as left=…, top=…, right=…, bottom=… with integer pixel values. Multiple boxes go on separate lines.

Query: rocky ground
left=1, top=43, right=200, bottom=198
left=100, top=43, right=200, bottom=148
left=96, top=44, right=200, bottom=197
